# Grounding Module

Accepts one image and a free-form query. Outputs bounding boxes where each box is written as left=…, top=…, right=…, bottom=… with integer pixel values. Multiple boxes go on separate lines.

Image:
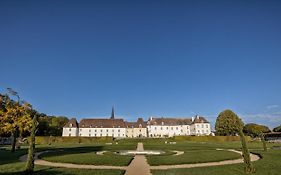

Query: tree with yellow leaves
left=0, top=89, right=32, bottom=152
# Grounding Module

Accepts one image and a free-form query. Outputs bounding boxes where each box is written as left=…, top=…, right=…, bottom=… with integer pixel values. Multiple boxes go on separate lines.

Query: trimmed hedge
left=33, top=136, right=114, bottom=145
left=171, top=136, right=251, bottom=142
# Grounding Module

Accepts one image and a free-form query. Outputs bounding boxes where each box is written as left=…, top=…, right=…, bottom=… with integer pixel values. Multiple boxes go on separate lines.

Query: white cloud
left=266, top=104, right=279, bottom=110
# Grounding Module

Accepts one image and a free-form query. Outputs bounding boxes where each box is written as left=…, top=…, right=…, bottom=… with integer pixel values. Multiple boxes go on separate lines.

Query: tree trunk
left=25, top=114, right=37, bottom=173
left=261, top=134, right=267, bottom=151
left=11, top=132, right=16, bottom=153
left=239, top=130, right=255, bottom=173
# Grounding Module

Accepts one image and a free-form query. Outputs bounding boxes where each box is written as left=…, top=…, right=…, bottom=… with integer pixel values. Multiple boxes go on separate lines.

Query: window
left=206, top=125, right=208, bottom=128
left=112, top=129, right=114, bottom=132
left=106, top=129, right=108, bottom=132
left=89, top=134, right=91, bottom=137
left=69, top=128, right=71, bottom=131
left=95, top=134, right=97, bottom=136
left=106, top=134, right=108, bottom=136
left=69, top=133, right=71, bottom=136
left=202, top=125, right=204, bottom=128
left=166, top=127, right=168, bottom=130
left=118, top=129, right=120, bottom=132
left=89, top=129, right=91, bottom=132
left=171, top=127, right=173, bottom=130
left=69, top=124, right=72, bottom=127
left=95, top=129, right=97, bottom=132
left=155, top=127, right=157, bottom=130
left=100, top=133, right=102, bottom=136
left=176, top=127, right=178, bottom=130
left=160, top=127, right=162, bottom=130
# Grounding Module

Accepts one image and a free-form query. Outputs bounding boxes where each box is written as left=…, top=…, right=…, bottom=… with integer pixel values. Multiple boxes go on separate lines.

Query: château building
left=62, top=108, right=211, bottom=138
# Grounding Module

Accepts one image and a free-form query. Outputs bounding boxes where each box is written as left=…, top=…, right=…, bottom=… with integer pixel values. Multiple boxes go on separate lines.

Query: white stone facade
left=62, top=116, right=211, bottom=138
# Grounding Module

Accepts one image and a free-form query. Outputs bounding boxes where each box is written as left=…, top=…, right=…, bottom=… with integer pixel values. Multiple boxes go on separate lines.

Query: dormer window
left=161, top=122, right=164, bottom=125
left=69, top=123, right=72, bottom=127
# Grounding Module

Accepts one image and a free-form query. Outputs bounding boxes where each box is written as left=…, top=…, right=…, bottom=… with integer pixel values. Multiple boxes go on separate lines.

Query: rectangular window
left=69, top=128, right=71, bottom=131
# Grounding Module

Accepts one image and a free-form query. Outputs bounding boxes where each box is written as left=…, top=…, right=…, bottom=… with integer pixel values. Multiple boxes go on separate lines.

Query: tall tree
left=243, top=123, right=271, bottom=137
left=216, top=110, right=255, bottom=173
left=215, top=109, right=244, bottom=136
left=25, top=108, right=38, bottom=173
left=0, top=94, right=32, bottom=152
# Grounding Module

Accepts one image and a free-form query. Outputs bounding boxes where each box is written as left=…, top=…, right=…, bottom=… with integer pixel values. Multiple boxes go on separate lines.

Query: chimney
left=196, top=115, right=199, bottom=119
left=191, top=117, right=194, bottom=122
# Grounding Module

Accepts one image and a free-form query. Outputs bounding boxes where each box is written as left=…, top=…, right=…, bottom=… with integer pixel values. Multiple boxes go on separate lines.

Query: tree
left=25, top=108, right=38, bottom=173
left=216, top=110, right=255, bottom=173
left=215, top=109, right=244, bottom=136
left=0, top=93, right=32, bottom=152
left=243, top=123, right=271, bottom=137
left=273, top=125, right=281, bottom=132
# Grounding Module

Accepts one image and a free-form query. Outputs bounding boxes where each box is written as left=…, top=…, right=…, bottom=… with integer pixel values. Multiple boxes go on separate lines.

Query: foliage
left=36, top=114, right=69, bottom=136
left=0, top=91, right=33, bottom=152
left=243, top=123, right=271, bottom=137
left=273, top=125, right=281, bottom=132
left=239, top=130, right=255, bottom=173
left=25, top=112, right=38, bottom=173
left=215, top=109, right=244, bottom=136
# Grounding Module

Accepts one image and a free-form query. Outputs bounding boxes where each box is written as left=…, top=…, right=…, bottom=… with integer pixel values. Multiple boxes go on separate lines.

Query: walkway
left=124, top=143, right=151, bottom=175
left=19, top=143, right=260, bottom=174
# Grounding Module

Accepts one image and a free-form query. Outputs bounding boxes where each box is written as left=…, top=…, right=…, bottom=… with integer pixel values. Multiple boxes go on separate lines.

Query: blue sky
left=1, top=0, right=281, bottom=128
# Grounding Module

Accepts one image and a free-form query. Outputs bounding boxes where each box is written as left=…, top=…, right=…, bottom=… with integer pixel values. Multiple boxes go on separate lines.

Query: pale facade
left=62, top=115, right=211, bottom=138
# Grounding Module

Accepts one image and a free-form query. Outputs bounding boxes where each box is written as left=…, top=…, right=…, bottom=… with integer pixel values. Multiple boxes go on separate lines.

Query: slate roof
left=79, top=118, right=126, bottom=128
left=148, top=116, right=209, bottom=125
left=64, top=118, right=78, bottom=128
left=125, top=118, right=147, bottom=128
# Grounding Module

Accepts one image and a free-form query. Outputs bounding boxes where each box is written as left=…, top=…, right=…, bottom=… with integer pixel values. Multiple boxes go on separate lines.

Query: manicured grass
left=41, top=151, right=133, bottom=166
left=39, top=144, right=136, bottom=166
left=147, top=150, right=241, bottom=165
left=152, top=149, right=281, bottom=175
left=0, top=162, right=125, bottom=175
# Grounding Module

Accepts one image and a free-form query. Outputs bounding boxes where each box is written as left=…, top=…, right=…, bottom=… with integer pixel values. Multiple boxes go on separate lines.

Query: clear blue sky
left=1, top=0, right=281, bottom=128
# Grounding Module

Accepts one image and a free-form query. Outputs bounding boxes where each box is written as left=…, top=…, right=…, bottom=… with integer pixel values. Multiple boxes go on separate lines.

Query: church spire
left=110, top=106, right=115, bottom=119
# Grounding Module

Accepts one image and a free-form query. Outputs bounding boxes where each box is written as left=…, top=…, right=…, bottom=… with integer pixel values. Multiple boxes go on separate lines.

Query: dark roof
left=148, top=117, right=193, bottom=125
left=148, top=116, right=209, bottom=125
left=64, top=118, right=78, bottom=128
left=125, top=118, right=147, bottom=128
left=79, top=118, right=126, bottom=128
left=193, top=116, right=209, bottom=124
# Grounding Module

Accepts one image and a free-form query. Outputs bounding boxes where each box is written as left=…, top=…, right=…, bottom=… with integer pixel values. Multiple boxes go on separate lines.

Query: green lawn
left=39, top=143, right=135, bottom=166
left=152, top=149, right=281, bottom=175
left=1, top=139, right=281, bottom=175
left=147, top=150, right=241, bottom=165
left=0, top=142, right=136, bottom=174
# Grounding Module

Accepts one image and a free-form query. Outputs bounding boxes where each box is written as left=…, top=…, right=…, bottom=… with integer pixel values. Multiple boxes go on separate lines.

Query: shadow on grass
left=0, top=167, right=75, bottom=175
left=37, top=145, right=104, bottom=159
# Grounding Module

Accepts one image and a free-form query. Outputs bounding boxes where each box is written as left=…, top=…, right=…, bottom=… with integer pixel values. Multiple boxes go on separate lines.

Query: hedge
left=171, top=136, right=251, bottom=142
left=33, top=136, right=114, bottom=145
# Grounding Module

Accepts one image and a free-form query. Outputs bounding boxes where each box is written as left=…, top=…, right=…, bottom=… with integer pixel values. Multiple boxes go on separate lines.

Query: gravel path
left=19, top=143, right=260, bottom=173
left=124, top=143, right=151, bottom=175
